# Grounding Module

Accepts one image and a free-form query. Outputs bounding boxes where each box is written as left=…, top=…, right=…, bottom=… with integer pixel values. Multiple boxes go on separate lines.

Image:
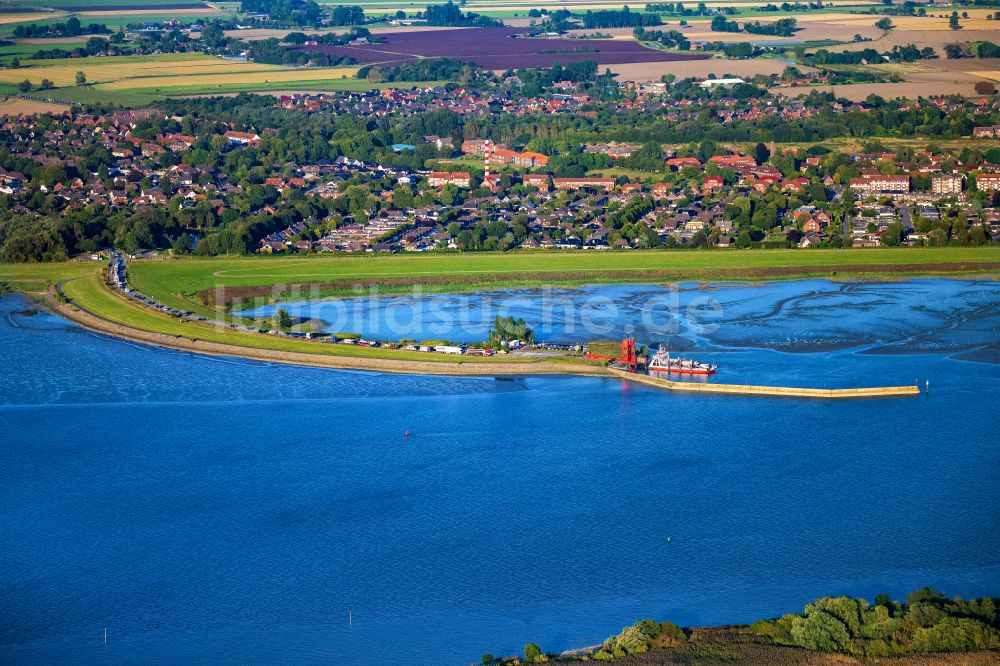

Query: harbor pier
left=611, top=369, right=922, bottom=399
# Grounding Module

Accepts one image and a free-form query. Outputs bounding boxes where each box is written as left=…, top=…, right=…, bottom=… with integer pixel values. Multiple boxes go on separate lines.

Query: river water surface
left=2, top=279, right=999, bottom=665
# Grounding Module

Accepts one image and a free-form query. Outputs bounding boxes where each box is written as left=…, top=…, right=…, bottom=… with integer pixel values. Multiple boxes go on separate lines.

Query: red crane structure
left=583, top=338, right=638, bottom=372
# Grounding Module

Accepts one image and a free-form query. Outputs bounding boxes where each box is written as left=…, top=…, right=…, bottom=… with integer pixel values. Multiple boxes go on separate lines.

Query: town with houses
left=1, top=86, right=998, bottom=261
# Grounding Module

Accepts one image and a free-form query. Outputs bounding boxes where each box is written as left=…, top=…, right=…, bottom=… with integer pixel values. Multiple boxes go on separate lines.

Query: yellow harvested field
left=0, top=56, right=277, bottom=87
left=76, top=7, right=224, bottom=16
left=0, top=54, right=356, bottom=92
left=0, top=13, right=54, bottom=24
left=840, top=28, right=1000, bottom=52
left=683, top=30, right=795, bottom=42
left=606, top=58, right=813, bottom=82
left=796, top=12, right=998, bottom=30
left=362, top=0, right=879, bottom=10
left=215, top=25, right=467, bottom=41
left=0, top=97, right=68, bottom=116
left=461, top=0, right=879, bottom=6
left=17, top=36, right=104, bottom=45
left=771, top=81, right=985, bottom=101
left=101, top=67, right=357, bottom=90
left=966, top=71, right=1000, bottom=82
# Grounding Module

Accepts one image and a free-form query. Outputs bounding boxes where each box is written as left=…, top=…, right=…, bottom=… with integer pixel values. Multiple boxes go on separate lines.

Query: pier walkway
left=611, top=369, right=921, bottom=399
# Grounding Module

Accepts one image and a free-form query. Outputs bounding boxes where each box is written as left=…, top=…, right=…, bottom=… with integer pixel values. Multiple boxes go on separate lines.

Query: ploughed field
left=292, top=27, right=709, bottom=70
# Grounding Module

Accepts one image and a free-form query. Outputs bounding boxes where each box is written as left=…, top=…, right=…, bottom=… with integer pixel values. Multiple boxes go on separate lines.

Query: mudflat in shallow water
left=2, top=279, right=998, bottom=665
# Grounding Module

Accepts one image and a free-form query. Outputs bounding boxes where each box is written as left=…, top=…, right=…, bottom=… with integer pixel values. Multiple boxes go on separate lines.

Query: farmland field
left=0, top=53, right=363, bottom=104
left=0, top=12, right=53, bottom=24
left=294, top=27, right=708, bottom=70
left=607, top=58, right=812, bottom=83
left=771, top=80, right=987, bottom=101
left=772, top=55, right=1000, bottom=100
left=345, top=0, right=882, bottom=15
left=14, top=0, right=212, bottom=7
left=0, top=96, right=69, bottom=115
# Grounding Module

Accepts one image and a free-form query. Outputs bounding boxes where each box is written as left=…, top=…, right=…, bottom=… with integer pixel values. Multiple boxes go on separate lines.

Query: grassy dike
left=52, top=273, right=609, bottom=373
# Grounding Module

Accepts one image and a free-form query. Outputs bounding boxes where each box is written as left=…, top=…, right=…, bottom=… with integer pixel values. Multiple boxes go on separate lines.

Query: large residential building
left=849, top=174, right=910, bottom=195
left=522, top=174, right=550, bottom=190
left=972, top=126, right=1000, bottom=138
left=427, top=171, right=472, bottom=188
left=931, top=173, right=963, bottom=195
left=709, top=154, right=757, bottom=169
left=461, top=139, right=492, bottom=155
left=224, top=131, right=261, bottom=145
left=491, top=148, right=519, bottom=165
left=552, top=177, right=616, bottom=191
left=513, top=152, right=549, bottom=168
left=976, top=173, right=1000, bottom=192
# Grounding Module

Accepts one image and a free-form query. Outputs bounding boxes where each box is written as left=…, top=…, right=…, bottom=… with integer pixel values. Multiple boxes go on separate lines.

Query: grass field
left=0, top=260, right=101, bottom=287
left=120, top=247, right=1000, bottom=315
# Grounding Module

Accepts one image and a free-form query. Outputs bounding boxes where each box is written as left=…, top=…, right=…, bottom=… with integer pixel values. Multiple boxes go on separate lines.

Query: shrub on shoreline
left=751, top=588, right=999, bottom=656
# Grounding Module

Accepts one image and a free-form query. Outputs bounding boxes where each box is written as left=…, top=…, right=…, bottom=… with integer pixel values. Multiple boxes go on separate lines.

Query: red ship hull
left=649, top=365, right=716, bottom=375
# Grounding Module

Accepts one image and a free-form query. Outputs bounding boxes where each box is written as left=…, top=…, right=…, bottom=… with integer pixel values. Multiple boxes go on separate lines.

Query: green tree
left=881, top=221, right=903, bottom=246
left=524, top=642, right=545, bottom=662
left=753, top=142, right=770, bottom=165
left=911, top=618, right=1000, bottom=652
left=943, top=43, right=965, bottom=59
left=949, top=11, right=961, bottom=29
left=735, top=228, right=752, bottom=248
left=875, top=17, right=894, bottom=30
left=75, top=71, right=86, bottom=86
left=18, top=79, right=31, bottom=92
left=172, top=233, right=192, bottom=255
left=791, top=611, right=850, bottom=652
left=276, top=308, right=292, bottom=330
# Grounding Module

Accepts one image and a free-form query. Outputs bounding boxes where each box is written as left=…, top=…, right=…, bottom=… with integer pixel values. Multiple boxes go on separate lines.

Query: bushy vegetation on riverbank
left=753, top=587, right=998, bottom=656
left=494, top=588, right=998, bottom=664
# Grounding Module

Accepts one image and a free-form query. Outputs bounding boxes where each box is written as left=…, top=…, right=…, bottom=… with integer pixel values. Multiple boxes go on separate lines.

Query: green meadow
left=123, top=247, right=1000, bottom=312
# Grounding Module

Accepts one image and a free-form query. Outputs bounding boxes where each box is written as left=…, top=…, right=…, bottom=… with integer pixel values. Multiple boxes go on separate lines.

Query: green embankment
left=57, top=273, right=533, bottom=363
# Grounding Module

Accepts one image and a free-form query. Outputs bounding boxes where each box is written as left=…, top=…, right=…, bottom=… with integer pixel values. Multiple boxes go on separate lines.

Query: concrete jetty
left=611, top=369, right=921, bottom=399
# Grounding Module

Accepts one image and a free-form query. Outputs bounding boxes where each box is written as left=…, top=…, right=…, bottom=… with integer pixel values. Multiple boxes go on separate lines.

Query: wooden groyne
left=611, top=369, right=921, bottom=399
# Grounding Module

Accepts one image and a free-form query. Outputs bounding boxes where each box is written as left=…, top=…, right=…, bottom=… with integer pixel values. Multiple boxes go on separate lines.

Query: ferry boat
left=648, top=346, right=717, bottom=375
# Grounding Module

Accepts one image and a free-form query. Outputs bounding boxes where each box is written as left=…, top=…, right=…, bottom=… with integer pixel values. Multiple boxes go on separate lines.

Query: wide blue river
left=2, top=279, right=999, bottom=665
